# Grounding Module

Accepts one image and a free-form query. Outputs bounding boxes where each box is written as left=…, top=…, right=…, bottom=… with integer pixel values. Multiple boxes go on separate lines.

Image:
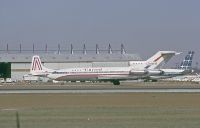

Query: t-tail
left=30, top=55, right=54, bottom=76
left=128, top=51, right=180, bottom=70
left=145, top=51, right=180, bottom=69
left=179, top=51, right=194, bottom=70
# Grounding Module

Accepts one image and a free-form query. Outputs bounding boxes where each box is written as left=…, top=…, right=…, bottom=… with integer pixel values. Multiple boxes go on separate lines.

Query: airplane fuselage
left=30, top=51, right=181, bottom=85
left=47, top=67, right=135, bottom=81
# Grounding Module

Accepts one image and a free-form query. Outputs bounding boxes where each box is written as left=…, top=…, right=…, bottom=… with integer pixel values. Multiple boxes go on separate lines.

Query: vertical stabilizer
left=30, top=56, right=53, bottom=76
left=179, top=51, right=194, bottom=70
left=145, top=51, right=179, bottom=69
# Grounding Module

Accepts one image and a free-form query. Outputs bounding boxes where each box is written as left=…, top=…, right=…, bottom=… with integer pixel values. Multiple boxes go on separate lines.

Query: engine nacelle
left=130, top=70, right=148, bottom=75
left=130, top=69, right=164, bottom=76
left=147, top=70, right=164, bottom=75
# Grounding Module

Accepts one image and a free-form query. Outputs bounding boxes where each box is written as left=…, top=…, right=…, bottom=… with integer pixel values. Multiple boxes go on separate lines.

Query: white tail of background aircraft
left=129, top=51, right=180, bottom=70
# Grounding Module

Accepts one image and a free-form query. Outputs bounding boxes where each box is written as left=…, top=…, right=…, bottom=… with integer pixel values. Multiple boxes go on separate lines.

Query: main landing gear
left=112, top=80, right=120, bottom=85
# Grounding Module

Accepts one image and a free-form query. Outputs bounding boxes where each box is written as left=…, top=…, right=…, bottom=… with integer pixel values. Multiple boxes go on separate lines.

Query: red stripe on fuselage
left=55, top=73, right=130, bottom=80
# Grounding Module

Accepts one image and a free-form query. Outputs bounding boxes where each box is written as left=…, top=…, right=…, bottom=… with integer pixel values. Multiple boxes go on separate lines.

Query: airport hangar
left=0, top=52, right=141, bottom=81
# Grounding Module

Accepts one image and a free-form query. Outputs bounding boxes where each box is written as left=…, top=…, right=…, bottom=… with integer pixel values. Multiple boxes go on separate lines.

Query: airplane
left=30, top=51, right=179, bottom=85
left=148, top=51, right=195, bottom=81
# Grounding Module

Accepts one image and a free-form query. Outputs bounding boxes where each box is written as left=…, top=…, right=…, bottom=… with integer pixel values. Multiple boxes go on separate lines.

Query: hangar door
left=0, top=62, right=11, bottom=78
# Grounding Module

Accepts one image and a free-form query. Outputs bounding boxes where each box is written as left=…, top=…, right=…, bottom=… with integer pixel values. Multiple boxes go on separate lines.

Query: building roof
left=0, top=53, right=141, bottom=63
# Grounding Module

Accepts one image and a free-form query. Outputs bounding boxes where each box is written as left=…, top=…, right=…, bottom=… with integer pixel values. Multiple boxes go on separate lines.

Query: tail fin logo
left=153, top=55, right=163, bottom=62
left=145, top=55, right=163, bottom=69
left=32, top=56, right=42, bottom=71
left=180, top=51, right=194, bottom=70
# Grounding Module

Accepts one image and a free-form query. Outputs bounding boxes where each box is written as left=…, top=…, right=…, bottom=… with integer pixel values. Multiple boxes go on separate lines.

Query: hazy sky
left=0, top=0, right=200, bottom=66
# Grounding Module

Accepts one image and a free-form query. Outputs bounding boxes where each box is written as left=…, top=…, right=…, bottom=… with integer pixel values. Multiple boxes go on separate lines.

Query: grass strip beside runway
left=0, top=93, right=200, bottom=128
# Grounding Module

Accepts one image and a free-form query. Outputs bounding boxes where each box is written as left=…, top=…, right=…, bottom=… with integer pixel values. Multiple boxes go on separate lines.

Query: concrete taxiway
left=0, top=81, right=200, bottom=94
left=1, top=88, right=200, bottom=94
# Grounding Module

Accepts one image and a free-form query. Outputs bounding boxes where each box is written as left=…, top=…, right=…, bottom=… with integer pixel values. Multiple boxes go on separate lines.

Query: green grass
left=1, top=106, right=200, bottom=128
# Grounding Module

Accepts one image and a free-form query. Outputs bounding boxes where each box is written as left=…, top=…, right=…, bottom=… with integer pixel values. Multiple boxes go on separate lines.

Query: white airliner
left=30, top=51, right=179, bottom=85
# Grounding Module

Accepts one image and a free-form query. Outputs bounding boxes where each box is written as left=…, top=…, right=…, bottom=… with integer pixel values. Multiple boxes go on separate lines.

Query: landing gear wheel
left=151, top=79, right=158, bottom=82
left=113, top=80, right=120, bottom=85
